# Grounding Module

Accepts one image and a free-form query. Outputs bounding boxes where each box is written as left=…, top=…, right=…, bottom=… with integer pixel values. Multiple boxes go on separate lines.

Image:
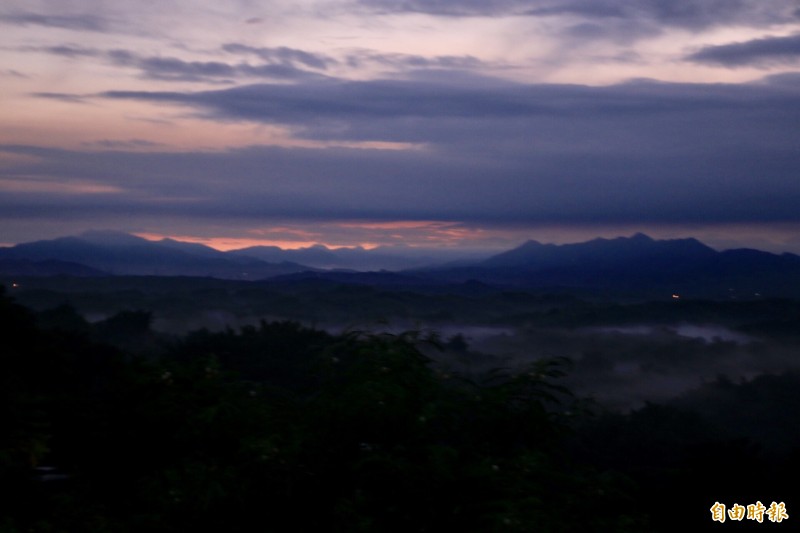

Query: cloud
left=686, top=33, right=800, bottom=68
left=221, top=43, right=483, bottom=73
left=98, top=79, right=540, bottom=133
left=30, top=92, right=90, bottom=104
left=761, top=71, right=800, bottom=86
left=360, top=0, right=800, bottom=30
left=525, top=0, right=757, bottom=28
left=5, top=72, right=799, bottom=229
left=0, top=137, right=797, bottom=228
left=344, top=50, right=482, bottom=70
left=82, top=139, right=165, bottom=149
left=221, top=43, right=335, bottom=71
left=97, top=75, right=800, bottom=155
left=24, top=45, right=331, bottom=83
left=24, top=42, right=484, bottom=85
left=104, top=49, right=239, bottom=82
left=33, top=45, right=100, bottom=58
left=1, top=69, right=28, bottom=78
left=141, top=53, right=296, bottom=83
left=363, top=0, right=520, bottom=17
left=0, top=11, right=109, bottom=31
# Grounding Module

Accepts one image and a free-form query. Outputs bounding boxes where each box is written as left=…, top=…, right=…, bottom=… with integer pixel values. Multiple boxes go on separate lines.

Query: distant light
left=672, top=294, right=680, bottom=299
left=11, top=283, right=18, bottom=288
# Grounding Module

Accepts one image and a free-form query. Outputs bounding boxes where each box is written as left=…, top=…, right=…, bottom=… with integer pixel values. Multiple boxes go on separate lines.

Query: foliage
left=11, top=284, right=781, bottom=532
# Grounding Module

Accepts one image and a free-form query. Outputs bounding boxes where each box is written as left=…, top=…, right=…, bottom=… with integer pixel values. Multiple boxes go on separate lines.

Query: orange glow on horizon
left=133, top=221, right=515, bottom=253
left=0, top=177, right=124, bottom=195
left=336, top=220, right=451, bottom=230
left=132, top=232, right=381, bottom=251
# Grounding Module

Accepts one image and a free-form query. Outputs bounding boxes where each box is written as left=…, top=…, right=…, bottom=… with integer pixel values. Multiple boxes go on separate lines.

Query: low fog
left=11, top=275, right=800, bottom=413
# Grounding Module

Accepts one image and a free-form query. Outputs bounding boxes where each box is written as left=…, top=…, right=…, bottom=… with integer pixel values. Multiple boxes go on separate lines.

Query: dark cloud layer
left=1, top=138, right=798, bottom=227
left=98, top=75, right=800, bottom=153
left=8, top=72, right=800, bottom=228
left=687, top=33, right=800, bottom=67
left=5, top=1, right=799, bottom=249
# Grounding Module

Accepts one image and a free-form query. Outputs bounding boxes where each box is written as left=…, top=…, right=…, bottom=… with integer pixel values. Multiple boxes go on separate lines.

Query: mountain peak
left=79, top=230, right=147, bottom=246
left=481, top=232, right=717, bottom=269
left=591, top=233, right=653, bottom=246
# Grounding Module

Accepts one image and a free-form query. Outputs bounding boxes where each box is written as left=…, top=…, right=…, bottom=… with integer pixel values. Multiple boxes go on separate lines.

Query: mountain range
left=0, top=231, right=310, bottom=279
left=2, top=231, right=799, bottom=297
left=228, top=243, right=486, bottom=271
left=0, top=231, right=487, bottom=278
left=413, top=233, right=800, bottom=297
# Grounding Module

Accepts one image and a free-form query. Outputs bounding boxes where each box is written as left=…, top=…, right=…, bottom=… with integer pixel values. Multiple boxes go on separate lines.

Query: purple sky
left=1, top=0, right=800, bottom=252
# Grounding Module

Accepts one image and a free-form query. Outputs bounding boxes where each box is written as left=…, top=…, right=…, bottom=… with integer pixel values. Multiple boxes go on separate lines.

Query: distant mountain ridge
left=0, top=231, right=488, bottom=275
left=228, top=243, right=488, bottom=271
left=417, top=233, right=800, bottom=297
left=0, top=257, right=107, bottom=277
left=0, top=231, right=312, bottom=279
left=480, top=233, right=716, bottom=269
left=2, top=231, right=800, bottom=297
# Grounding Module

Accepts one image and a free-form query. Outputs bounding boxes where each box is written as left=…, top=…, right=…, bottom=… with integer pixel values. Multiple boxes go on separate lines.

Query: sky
left=1, top=0, right=799, bottom=253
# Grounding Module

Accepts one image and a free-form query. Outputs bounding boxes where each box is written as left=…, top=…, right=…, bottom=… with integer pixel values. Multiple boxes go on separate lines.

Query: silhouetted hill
left=0, top=258, right=107, bottom=277
left=482, top=233, right=716, bottom=269
left=230, top=243, right=489, bottom=270
left=231, top=244, right=342, bottom=267
left=416, top=233, right=800, bottom=298
left=155, top=236, right=230, bottom=258
left=5, top=232, right=800, bottom=297
left=0, top=231, right=314, bottom=279
left=268, top=270, right=437, bottom=287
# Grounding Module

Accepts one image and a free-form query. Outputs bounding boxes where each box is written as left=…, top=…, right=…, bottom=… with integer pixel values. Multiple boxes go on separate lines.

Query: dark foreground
left=1, top=285, right=797, bottom=531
